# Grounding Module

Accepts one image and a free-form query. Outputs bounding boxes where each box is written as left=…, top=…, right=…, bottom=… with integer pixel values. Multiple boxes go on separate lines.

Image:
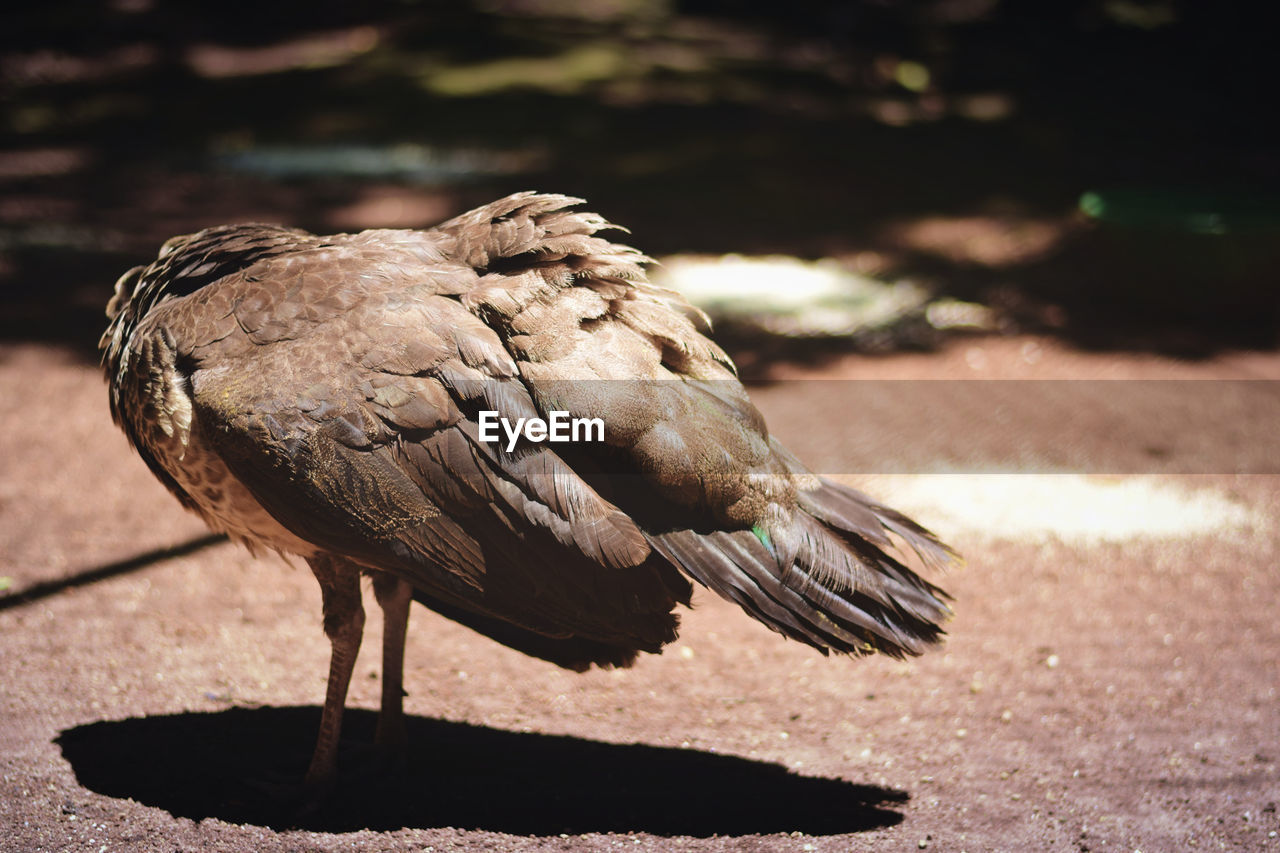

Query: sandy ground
left=1, top=335, right=1277, bottom=852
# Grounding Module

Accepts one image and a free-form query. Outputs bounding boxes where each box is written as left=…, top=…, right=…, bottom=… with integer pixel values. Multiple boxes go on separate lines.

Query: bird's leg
left=372, top=573, right=413, bottom=751
left=304, top=555, right=365, bottom=791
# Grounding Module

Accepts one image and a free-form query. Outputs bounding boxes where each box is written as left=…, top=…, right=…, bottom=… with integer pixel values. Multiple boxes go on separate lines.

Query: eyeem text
left=477, top=410, right=605, bottom=452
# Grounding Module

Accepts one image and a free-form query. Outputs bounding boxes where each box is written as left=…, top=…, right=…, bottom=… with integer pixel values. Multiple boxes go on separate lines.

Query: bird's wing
left=139, top=238, right=688, bottom=653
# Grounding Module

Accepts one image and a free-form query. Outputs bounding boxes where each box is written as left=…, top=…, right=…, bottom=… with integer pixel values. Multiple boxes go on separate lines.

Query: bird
left=100, top=191, right=955, bottom=793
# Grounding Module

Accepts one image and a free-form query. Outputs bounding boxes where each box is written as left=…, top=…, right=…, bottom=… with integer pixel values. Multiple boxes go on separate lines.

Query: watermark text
left=478, top=410, right=605, bottom=452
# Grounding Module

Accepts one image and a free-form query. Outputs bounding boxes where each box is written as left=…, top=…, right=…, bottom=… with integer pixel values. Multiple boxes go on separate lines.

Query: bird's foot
left=242, top=767, right=335, bottom=824
left=241, top=737, right=407, bottom=826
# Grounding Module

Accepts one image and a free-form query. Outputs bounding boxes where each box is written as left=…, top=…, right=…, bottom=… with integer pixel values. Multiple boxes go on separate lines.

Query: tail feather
left=867, top=501, right=961, bottom=571
left=708, top=528, right=912, bottom=651
left=773, top=437, right=959, bottom=574
left=651, top=487, right=953, bottom=659
left=649, top=529, right=859, bottom=651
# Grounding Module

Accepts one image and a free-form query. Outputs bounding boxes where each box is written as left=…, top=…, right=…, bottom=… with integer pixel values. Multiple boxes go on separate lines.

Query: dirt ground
left=1, top=335, right=1277, bottom=852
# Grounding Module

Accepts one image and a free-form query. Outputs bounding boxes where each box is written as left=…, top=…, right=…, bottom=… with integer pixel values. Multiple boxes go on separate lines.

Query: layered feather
left=102, top=191, right=956, bottom=668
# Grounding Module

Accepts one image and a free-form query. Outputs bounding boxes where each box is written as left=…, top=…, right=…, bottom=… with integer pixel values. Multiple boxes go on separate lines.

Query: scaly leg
left=304, top=555, right=365, bottom=791
left=372, top=573, right=413, bottom=750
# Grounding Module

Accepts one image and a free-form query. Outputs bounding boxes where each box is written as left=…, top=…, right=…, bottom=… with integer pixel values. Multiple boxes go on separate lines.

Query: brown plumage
left=101, top=192, right=955, bottom=789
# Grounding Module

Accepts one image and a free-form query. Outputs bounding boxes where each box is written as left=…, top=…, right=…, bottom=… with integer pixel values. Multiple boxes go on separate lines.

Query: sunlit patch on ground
left=855, top=474, right=1260, bottom=545
left=654, top=253, right=993, bottom=338
left=879, top=215, right=1071, bottom=267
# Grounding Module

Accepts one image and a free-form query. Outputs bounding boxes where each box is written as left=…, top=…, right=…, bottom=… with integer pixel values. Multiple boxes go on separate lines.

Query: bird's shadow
left=57, top=706, right=907, bottom=836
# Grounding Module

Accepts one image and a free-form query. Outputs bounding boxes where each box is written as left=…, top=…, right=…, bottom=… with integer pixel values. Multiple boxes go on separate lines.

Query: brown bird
left=100, top=192, right=955, bottom=792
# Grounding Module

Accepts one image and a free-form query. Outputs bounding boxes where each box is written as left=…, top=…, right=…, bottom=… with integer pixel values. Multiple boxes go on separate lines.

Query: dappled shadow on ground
left=4, top=2, right=1277, bottom=361
left=57, top=707, right=907, bottom=835
left=0, top=532, right=227, bottom=612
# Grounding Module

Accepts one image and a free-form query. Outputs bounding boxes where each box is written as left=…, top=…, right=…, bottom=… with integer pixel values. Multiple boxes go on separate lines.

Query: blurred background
left=3, top=0, right=1278, bottom=369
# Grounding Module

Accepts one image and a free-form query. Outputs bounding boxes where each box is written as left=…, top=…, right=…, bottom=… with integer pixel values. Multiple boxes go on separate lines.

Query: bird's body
left=101, top=192, right=955, bottom=787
